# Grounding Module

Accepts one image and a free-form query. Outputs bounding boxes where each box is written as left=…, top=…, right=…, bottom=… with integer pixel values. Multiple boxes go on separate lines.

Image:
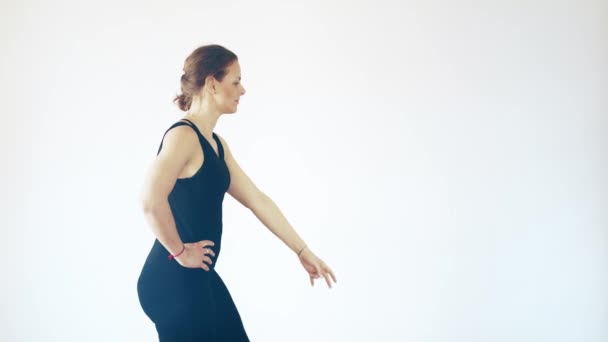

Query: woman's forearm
left=142, top=200, right=184, bottom=255
left=248, top=193, right=307, bottom=254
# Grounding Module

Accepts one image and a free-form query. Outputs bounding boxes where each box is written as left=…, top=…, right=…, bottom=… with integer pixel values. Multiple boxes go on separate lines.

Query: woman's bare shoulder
left=160, top=124, right=199, bottom=154
left=141, top=125, right=201, bottom=207
left=152, top=125, right=200, bottom=179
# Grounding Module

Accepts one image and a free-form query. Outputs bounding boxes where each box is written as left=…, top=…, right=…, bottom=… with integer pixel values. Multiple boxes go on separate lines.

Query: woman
left=137, top=44, right=337, bottom=341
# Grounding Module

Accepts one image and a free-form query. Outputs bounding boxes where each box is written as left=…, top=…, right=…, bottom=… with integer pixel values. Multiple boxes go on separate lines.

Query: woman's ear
left=205, top=75, right=217, bottom=94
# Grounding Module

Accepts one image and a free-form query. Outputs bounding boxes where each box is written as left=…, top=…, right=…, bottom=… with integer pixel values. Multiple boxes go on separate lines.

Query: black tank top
left=154, top=118, right=231, bottom=268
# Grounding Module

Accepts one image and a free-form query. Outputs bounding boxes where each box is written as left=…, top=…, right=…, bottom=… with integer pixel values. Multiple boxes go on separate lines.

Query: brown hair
left=173, top=44, right=238, bottom=111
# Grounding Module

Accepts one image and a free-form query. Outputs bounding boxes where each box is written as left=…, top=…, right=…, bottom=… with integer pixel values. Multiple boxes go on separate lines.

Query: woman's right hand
left=175, top=240, right=216, bottom=271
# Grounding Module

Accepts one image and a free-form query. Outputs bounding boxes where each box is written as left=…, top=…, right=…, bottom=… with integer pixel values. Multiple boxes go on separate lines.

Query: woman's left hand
left=298, top=247, right=337, bottom=288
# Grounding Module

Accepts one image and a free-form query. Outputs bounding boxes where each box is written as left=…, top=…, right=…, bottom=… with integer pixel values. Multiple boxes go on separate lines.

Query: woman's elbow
left=141, top=194, right=166, bottom=213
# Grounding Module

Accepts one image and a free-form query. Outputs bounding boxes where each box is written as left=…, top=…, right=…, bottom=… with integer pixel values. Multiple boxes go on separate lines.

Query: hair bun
left=173, top=93, right=192, bottom=112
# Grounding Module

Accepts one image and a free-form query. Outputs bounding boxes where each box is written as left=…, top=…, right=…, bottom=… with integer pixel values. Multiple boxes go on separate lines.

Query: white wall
left=1, top=0, right=606, bottom=341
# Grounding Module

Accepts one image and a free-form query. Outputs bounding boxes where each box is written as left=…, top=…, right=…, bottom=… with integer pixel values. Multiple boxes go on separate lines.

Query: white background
left=1, top=0, right=606, bottom=341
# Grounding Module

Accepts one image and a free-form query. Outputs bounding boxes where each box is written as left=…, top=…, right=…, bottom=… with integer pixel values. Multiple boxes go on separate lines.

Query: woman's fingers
left=198, top=241, right=216, bottom=260
left=315, top=266, right=322, bottom=280
left=200, top=253, right=212, bottom=271
left=328, top=267, right=337, bottom=284
left=199, top=240, right=215, bottom=248
left=316, top=263, right=333, bottom=288
left=191, top=240, right=215, bottom=271
left=303, top=255, right=337, bottom=288
left=320, top=262, right=337, bottom=284
left=313, top=263, right=337, bottom=288
left=203, top=248, right=216, bottom=257
left=202, top=256, right=213, bottom=265
left=320, top=269, right=333, bottom=288
left=176, top=242, right=215, bottom=271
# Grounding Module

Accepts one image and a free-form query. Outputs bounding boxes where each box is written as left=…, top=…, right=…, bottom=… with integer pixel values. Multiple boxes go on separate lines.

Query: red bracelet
left=168, top=245, right=185, bottom=261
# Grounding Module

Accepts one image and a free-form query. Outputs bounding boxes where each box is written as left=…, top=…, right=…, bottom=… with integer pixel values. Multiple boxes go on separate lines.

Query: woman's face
left=214, top=60, right=246, bottom=114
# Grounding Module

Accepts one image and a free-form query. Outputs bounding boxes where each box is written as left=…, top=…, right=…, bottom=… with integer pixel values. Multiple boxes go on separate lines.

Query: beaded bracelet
left=168, top=245, right=185, bottom=261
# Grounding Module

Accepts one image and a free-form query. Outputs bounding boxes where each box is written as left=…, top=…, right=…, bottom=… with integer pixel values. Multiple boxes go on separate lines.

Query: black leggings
left=138, top=265, right=249, bottom=341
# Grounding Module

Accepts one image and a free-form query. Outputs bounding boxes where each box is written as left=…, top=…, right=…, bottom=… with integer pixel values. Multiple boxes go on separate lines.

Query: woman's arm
left=217, top=134, right=306, bottom=255
left=249, top=193, right=308, bottom=255
left=140, top=126, right=216, bottom=270
left=141, top=126, right=197, bottom=255
left=217, top=134, right=337, bottom=287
